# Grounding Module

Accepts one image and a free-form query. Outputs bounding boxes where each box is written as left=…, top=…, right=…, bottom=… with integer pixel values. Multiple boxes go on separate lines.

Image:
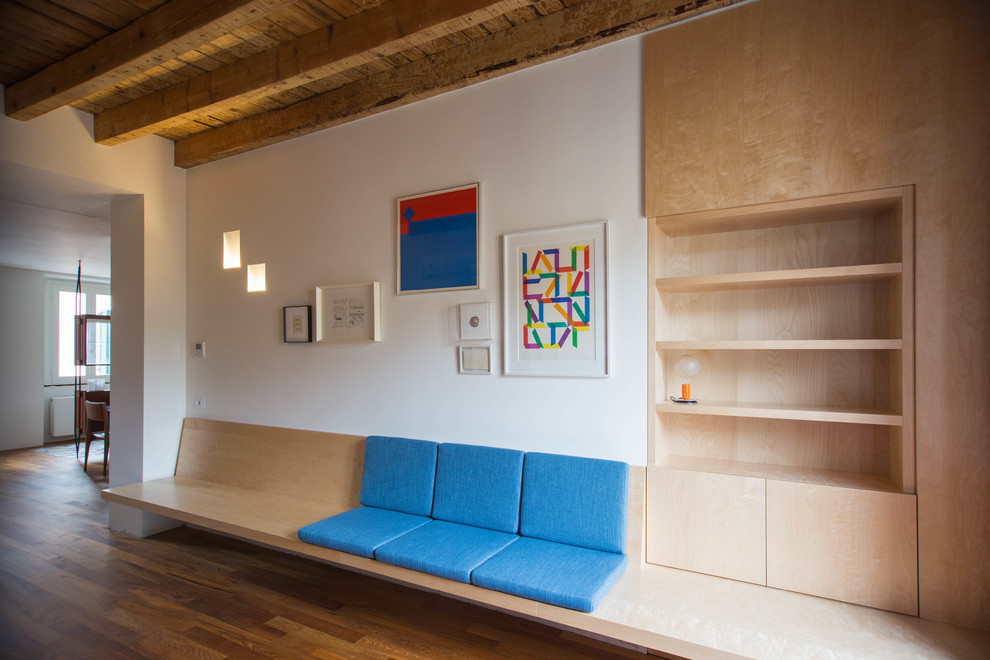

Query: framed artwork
left=283, top=305, right=312, bottom=343
left=459, top=345, right=492, bottom=375
left=397, top=183, right=479, bottom=294
left=315, top=282, right=381, bottom=342
left=502, top=221, right=609, bottom=377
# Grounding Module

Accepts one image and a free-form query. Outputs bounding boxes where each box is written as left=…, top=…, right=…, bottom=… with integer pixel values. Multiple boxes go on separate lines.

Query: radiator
left=50, top=396, right=75, bottom=437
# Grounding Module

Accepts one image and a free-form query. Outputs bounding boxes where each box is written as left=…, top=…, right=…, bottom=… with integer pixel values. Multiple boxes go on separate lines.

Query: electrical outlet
left=194, top=397, right=206, bottom=409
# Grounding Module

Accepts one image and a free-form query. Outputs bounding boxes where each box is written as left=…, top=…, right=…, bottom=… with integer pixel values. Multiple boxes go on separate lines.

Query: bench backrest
left=432, top=443, right=525, bottom=534
left=175, top=418, right=365, bottom=511
left=359, top=435, right=438, bottom=516
left=519, top=452, right=629, bottom=554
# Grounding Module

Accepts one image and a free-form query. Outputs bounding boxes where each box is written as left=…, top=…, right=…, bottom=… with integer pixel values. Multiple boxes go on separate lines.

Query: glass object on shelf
left=672, top=353, right=701, bottom=403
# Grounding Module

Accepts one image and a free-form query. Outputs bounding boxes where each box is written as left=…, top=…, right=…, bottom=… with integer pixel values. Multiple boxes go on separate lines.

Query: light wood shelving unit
left=646, top=186, right=918, bottom=615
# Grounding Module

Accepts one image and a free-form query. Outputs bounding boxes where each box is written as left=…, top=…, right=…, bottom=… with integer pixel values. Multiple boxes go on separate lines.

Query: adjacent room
left=1, top=0, right=987, bottom=657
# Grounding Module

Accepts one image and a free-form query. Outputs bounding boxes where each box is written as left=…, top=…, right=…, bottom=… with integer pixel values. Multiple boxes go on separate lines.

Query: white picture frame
left=458, top=345, right=492, bottom=374
left=315, top=282, right=381, bottom=342
left=502, top=221, right=608, bottom=377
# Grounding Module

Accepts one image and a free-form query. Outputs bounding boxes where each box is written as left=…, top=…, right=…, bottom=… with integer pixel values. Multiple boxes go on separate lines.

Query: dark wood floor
left=0, top=446, right=656, bottom=660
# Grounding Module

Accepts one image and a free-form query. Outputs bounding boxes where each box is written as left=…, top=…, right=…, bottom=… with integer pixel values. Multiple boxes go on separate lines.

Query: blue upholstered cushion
left=359, top=435, right=439, bottom=516
left=471, top=537, right=627, bottom=612
left=297, top=506, right=430, bottom=558
left=432, top=443, right=525, bottom=533
left=374, top=520, right=518, bottom=583
left=519, top=452, right=629, bottom=554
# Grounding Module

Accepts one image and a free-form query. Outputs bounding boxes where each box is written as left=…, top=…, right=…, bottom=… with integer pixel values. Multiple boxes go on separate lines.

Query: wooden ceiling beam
left=3, top=0, right=293, bottom=120
left=174, top=0, right=745, bottom=168
left=94, top=0, right=535, bottom=145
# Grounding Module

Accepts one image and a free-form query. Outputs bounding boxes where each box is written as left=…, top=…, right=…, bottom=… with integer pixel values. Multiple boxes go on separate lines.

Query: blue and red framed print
left=397, top=183, right=479, bottom=294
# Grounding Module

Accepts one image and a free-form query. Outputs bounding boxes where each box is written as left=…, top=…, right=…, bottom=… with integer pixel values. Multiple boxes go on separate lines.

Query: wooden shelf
left=656, top=263, right=902, bottom=293
left=656, top=456, right=903, bottom=493
left=656, top=400, right=903, bottom=426
left=654, top=187, right=905, bottom=237
left=657, top=339, right=902, bottom=350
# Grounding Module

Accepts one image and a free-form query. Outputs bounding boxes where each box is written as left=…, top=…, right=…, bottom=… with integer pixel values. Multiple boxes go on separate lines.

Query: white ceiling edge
left=0, top=160, right=117, bottom=278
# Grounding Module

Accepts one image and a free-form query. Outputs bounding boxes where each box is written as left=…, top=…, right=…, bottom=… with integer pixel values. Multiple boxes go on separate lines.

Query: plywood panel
left=647, top=467, right=766, bottom=585
left=658, top=413, right=888, bottom=476
left=767, top=480, right=918, bottom=616
left=645, top=0, right=989, bottom=629
left=175, top=418, right=365, bottom=510
left=656, top=350, right=894, bottom=410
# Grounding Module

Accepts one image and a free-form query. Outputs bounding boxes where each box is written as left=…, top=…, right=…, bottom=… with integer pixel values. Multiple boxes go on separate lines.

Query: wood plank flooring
left=0, top=447, right=658, bottom=660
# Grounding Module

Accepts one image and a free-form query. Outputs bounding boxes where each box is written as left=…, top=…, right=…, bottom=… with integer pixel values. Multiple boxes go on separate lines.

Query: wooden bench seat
left=102, top=418, right=990, bottom=660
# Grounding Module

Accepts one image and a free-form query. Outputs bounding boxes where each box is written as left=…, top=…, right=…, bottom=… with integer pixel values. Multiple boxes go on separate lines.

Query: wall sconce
left=247, top=263, right=266, bottom=292
left=223, top=230, right=241, bottom=269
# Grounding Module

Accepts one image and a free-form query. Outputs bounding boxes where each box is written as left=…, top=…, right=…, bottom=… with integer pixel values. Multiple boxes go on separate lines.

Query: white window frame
left=44, top=275, right=111, bottom=386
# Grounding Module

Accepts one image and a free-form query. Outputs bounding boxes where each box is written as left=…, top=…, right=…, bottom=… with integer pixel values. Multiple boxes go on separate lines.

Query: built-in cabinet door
left=647, top=467, right=766, bottom=585
left=766, top=481, right=918, bottom=615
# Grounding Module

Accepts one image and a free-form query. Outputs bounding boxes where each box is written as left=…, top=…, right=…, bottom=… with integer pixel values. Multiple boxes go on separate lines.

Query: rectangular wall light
left=247, top=263, right=266, bottom=292
left=223, top=230, right=241, bottom=269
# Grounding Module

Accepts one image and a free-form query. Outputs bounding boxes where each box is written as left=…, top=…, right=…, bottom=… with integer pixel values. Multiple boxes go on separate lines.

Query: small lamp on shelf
left=671, top=353, right=700, bottom=404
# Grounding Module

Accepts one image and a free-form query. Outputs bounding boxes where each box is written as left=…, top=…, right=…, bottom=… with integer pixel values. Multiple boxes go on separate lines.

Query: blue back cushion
left=519, top=452, right=628, bottom=554
left=359, top=436, right=439, bottom=516
left=431, top=443, right=525, bottom=533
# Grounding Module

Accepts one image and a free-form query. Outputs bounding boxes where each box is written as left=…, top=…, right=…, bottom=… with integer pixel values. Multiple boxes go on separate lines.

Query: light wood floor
left=0, top=446, right=660, bottom=660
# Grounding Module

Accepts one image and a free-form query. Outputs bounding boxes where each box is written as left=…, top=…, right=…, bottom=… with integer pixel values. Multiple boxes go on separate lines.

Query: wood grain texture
left=3, top=0, right=293, bottom=120
left=173, top=0, right=746, bottom=167
left=767, top=480, right=918, bottom=616
left=644, top=0, right=989, bottom=629
left=93, top=0, right=534, bottom=145
left=0, top=448, right=651, bottom=660
left=646, top=467, right=766, bottom=585
left=9, top=446, right=990, bottom=658
left=175, top=417, right=365, bottom=510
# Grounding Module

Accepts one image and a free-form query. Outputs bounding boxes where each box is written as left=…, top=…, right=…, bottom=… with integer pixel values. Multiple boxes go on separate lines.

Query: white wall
left=0, top=266, right=45, bottom=450
left=0, top=90, right=187, bottom=535
left=187, top=38, right=647, bottom=464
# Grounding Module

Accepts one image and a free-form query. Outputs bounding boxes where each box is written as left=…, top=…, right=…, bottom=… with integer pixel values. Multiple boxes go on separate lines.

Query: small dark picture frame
left=283, top=305, right=312, bottom=343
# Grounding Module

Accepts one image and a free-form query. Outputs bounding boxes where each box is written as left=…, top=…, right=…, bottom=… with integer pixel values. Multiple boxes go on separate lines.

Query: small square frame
left=458, top=345, right=492, bottom=374
left=283, top=305, right=312, bottom=343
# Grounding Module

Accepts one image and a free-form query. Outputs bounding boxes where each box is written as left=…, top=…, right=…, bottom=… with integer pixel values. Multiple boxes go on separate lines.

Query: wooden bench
left=103, top=418, right=990, bottom=660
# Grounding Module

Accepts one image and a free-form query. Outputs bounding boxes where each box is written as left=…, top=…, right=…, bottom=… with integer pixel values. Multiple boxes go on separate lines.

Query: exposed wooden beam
left=94, top=0, right=532, bottom=145
left=3, top=0, right=293, bottom=120
left=174, top=0, right=746, bottom=168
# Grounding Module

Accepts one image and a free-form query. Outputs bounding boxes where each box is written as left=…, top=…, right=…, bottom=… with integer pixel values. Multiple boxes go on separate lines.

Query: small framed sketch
left=502, top=221, right=609, bottom=377
left=397, top=183, right=479, bottom=294
left=283, top=305, right=312, bottom=343
left=458, top=345, right=492, bottom=375
left=315, top=282, right=381, bottom=342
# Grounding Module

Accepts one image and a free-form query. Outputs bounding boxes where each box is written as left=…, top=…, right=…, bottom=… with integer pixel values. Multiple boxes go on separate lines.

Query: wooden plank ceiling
left=0, top=0, right=742, bottom=168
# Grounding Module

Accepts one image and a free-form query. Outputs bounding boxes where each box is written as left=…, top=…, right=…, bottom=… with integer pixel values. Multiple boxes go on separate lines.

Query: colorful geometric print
left=521, top=245, right=591, bottom=350
left=399, top=186, right=478, bottom=292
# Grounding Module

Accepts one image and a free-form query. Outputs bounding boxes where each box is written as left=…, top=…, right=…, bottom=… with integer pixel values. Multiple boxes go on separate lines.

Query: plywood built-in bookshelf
left=646, top=186, right=918, bottom=616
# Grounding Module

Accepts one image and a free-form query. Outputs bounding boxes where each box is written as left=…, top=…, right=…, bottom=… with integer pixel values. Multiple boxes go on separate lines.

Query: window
left=45, top=277, right=111, bottom=385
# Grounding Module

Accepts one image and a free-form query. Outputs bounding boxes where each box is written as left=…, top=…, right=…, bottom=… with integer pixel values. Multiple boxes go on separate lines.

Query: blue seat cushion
left=374, top=520, right=519, bottom=583
left=360, top=436, right=439, bottom=516
left=471, top=537, right=628, bottom=612
left=432, top=443, right=525, bottom=533
left=297, top=506, right=430, bottom=558
left=519, top=452, right=629, bottom=554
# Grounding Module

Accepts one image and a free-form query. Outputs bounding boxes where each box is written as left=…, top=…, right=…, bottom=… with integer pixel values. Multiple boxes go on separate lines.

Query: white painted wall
left=0, top=90, right=186, bottom=535
left=0, top=266, right=45, bottom=450
left=187, top=38, right=647, bottom=464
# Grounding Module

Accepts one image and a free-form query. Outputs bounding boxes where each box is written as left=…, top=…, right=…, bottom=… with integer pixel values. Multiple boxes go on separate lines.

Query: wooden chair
left=83, top=400, right=109, bottom=475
